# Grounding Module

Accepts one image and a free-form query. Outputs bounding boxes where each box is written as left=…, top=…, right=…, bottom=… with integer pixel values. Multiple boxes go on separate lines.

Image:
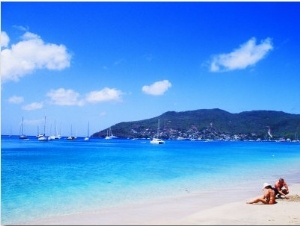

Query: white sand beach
left=26, top=183, right=300, bottom=225
left=174, top=191, right=300, bottom=225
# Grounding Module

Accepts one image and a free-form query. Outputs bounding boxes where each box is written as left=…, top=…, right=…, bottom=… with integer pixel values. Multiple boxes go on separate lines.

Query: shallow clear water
left=2, top=136, right=300, bottom=224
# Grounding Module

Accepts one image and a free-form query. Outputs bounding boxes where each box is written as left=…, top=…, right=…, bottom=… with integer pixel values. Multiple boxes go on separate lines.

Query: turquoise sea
left=1, top=135, right=300, bottom=225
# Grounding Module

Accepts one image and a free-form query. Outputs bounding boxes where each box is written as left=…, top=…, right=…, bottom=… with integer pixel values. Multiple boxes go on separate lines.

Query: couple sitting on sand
left=247, top=178, right=289, bottom=205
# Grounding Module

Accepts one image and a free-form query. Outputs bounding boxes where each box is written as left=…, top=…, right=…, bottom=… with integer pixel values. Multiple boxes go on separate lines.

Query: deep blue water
left=1, top=136, right=300, bottom=224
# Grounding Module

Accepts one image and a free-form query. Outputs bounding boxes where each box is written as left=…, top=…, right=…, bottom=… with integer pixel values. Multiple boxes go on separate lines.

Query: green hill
left=91, top=108, right=300, bottom=141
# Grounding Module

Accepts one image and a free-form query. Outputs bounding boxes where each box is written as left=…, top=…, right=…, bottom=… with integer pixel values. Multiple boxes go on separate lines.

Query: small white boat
left=19, top=135, right=28, bottom=140
left=54, top=135, right=61, bottom=140
left=150, top=119, right=165, bottom=144
left=67, top=124, right=77, bottom=140
left=48, top=135, right=56, bottom=140
left=38, top=135, right=48, bottom=141
left=84, top=122, right=90, bottom=141
left=105, top=127, right=117, bottom=139
left=150, top=138, right=165, bottom=144
left=38, top=116, right=48, bottom=141
left=19, top=117, right=28, bottom=139
left=52, top=121, right=61, bottom=140
left=36, top=134, right=44, bottom=138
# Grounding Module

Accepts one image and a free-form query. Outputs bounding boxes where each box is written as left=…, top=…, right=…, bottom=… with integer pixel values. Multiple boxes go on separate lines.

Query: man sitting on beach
left=274, top=178, right=289, bottom=199
left=246, top=183, right=276, bottom=205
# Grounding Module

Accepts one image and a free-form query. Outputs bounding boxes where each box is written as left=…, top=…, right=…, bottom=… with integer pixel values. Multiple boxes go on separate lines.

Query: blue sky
left=1, top=2, right=300, bottom=137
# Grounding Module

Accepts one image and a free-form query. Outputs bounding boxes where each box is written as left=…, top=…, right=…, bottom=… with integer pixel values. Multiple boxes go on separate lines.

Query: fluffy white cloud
left=1, top=31, right=71, bottom=83
left=47, top=88, right=84, bottom=106
left=1, top=31, right=9, bottom=48
left=210, top=37, right=273, bottom=72
left=47, top=87, right=124, bottom=106
left=85, top=88, right=123, bottom=103
left=8, top=95, right=24, bottom=104
left=22, top=102, right=43, bottom=111
left=142, top=80, right=172, bottom=96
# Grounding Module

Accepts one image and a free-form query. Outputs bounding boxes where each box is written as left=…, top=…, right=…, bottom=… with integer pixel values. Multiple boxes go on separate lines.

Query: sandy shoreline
left=174, top=192, right=300, bottom=225
left=23, top=183, right=300, bottom=225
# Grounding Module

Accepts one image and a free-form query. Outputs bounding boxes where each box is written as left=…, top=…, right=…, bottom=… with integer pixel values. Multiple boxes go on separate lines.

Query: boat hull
left=150, top=138, right=165, bottom=144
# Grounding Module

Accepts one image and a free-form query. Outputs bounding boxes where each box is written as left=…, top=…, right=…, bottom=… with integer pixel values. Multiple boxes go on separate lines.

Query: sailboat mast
left=19, top=117, right=28, bottom=139
left=21, top=117, right=24, bottom=135
left=43, top=116, right=46, bottom=135
left=157, top=119, right=160, bottom=138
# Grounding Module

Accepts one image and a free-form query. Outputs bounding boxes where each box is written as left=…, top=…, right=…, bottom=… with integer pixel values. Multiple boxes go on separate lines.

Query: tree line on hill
left=91, top=108, right=300, bottom=141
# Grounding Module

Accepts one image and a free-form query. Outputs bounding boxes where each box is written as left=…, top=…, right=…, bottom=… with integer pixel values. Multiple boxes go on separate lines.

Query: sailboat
left=105, top=127, right=117, bottom=139
left=150, top=119, right=165, bottom=144
left=38, top=116, right=48, bottom=141
left=54, top=122, right=62, bottom=140
left=67, top=124, right=76, bottom=140
left=49, top=121, right=61, bottom=140
left=48, top=124, right=56, bottom=140
left=84, top=122, right=90, bottom=141
left=19, top=117, right=28, bottom=140
left=36, top=126, right=44, bottom=139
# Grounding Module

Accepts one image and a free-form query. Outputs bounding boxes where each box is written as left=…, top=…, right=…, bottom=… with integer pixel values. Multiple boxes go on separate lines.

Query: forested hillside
left=92, top=108, right=300, bottom=141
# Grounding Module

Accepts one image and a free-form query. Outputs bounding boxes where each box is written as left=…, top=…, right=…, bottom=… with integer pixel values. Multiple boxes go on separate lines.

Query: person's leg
left=246, top=196, right=267, bottom=204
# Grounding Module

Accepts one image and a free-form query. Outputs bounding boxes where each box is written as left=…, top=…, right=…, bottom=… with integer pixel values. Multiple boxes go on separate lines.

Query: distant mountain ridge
left=92, top=108, right=300, bottom=141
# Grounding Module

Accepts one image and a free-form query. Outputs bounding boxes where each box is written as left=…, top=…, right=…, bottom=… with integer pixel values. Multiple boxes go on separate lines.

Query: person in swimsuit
left=274, top=178, right=289, bottom=199
left=246, top=183, right=276, bottom=204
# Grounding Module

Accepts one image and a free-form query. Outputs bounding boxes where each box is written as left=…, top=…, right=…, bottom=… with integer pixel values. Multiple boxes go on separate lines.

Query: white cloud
left=22, top=32, right=40, bottom=40
left=1, top=31, right=71, bottom=83
left=1, top=31, right=9, bottom=48
left=210, top=37, right=273, bottom=72
left=99, top=111, right=107, bottom=117
left=22, top=102, right=43, bottom=111
left=46, top=87, right=123, bottom=106
left=114, top=59, right=125, bottom=65
left=47, top=88, right=84, bottom=106
left=13, top=25, right=28, bottom=31
left=142, top=80, right=172, bottom=96
left=8, top=95, right=24, bottom=104
left=85, top=88, right=123, bottom=103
